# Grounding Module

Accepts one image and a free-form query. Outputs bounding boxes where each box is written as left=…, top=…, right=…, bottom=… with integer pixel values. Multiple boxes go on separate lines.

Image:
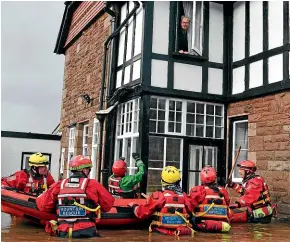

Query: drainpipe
left=97, top=1, right=140, bottom=183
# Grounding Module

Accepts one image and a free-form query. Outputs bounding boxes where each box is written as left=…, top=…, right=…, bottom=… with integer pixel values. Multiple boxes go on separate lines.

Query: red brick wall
left=60, top=12, right=112, bottom=178
left=227, top=91, right=290, bottom=219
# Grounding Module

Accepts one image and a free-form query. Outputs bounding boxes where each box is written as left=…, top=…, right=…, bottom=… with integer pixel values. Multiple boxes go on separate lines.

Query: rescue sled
left=1, top=187, right=148, bottom=227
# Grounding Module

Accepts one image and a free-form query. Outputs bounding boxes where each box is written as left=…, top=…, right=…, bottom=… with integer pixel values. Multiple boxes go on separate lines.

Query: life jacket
left=241, top=175, right=271, bottom=210
left=24, top=170, right=47, bottom=194
left=57, top=177, right=100, bottom=223
left=150, top=189, right=192, bottom=230
left=194, top=185, right=229, bottom=221
left=108, top=175, right=138, bottom=199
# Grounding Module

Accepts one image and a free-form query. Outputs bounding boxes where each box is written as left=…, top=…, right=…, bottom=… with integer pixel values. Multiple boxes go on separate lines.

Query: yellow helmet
left=29, top=153, right=49, bottom=167
left=161, top=166, right=181, bottom=185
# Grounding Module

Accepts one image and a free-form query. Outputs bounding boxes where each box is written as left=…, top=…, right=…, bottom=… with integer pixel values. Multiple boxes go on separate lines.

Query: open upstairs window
left=175, top=1, right=204, bottom=56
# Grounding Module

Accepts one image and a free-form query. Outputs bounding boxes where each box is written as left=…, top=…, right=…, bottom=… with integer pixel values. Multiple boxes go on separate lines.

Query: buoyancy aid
left=240, top=175, right=271, bottom=209
left=194, top=185, right=229, bottom=221
left=24, top=170, right=47, bottom=194
left=108, top=175, right=138, bottom=198
left=150, top=190, right=192, bottom=230
left=57, top=177, right=100, bottom=223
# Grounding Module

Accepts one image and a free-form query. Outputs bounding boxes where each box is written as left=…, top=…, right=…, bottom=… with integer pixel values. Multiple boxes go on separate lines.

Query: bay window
left=115, top=98, right=140, bottom=175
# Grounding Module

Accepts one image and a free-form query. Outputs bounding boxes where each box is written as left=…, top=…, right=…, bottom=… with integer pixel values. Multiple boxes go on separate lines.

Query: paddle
left=225, top=146, right=241, bottom=189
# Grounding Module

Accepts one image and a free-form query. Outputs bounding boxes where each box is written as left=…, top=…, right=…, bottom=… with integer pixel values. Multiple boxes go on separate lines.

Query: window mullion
left=194, top=102, right=197, bottom=137
left=163, top=137, right=167, bottom=168
left=203, top=103, right=206, bottom=138
left=165, top=99, right=169, bottom=134
left=213, top=105, right=216, bottom=138
left=182, top=101, right=186, bottom=135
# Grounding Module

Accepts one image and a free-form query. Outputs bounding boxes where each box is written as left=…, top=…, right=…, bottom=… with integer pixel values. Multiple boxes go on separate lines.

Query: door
left=183, top=141, right=222, bottom=193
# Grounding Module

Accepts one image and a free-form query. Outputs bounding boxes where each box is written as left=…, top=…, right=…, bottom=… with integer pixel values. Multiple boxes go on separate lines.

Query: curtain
left=182, top=1, right=193, bottom=52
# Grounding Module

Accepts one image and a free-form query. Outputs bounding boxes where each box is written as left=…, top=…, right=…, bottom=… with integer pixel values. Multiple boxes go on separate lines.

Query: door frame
left=182, top=137, right=225, bottom=192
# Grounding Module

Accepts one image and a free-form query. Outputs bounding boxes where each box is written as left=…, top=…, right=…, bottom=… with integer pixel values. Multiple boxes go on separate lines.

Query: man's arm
left=119, top=154, right=145, bottom=191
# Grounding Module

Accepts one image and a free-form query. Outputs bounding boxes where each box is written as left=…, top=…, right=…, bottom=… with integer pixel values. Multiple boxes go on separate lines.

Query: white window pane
left=166, top=138, right=181, bottom=169
left=132, top=60, right=141, bottom=81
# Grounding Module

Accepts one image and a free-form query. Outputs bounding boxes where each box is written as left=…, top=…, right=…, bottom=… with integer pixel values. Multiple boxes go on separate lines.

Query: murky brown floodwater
left=1, top=212, right=290, bottom=242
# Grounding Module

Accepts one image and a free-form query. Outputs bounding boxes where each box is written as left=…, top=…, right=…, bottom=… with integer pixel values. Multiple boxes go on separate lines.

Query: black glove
left=132, top=153, right=140, bottom=161
left=119, top=157, right=125, bottom=161
left=227, top=178, right=234, bottom=188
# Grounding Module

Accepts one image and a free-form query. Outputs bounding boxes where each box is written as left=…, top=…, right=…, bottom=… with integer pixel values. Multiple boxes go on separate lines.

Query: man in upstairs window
left=178, top=16, right=190, bottom=54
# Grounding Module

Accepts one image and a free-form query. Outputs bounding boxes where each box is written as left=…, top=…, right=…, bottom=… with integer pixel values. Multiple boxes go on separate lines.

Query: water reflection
left=1, top=213, right=290, bottom=242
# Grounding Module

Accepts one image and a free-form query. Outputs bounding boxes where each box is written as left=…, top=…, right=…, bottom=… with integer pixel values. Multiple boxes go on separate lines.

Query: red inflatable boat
left=1, top=187, right=148, bottom=227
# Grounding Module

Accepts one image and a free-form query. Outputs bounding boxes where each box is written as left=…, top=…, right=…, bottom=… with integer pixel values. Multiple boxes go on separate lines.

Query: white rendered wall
left=151, top=59, right=168, bottom=88
left=233, top=2, right=245, bottom=61
left=152, top=1, right=170, bottom=55
left=208, top=68, right=223, bottom=95
left=1, top=137, right=60, bottom=180
left=268, top=54, right=283, bottom=84
left=249, top=60, right=263, bottom=88
left=174, top=63, right=202, bottom=92
left=232, top=66, right=245, bottom=94
left=268, top=1, right=284, bottom=50
left=250, top=1, right=263, bottom=56
left=209, top=2, right=224, bottom=63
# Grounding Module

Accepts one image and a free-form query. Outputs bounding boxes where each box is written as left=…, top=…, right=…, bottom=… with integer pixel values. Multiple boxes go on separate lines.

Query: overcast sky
left=1, top=1, right=65, bottom=134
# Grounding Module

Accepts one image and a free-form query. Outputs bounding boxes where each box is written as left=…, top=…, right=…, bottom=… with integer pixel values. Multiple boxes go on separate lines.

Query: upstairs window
left=175, top=1, right=204, bottom=56
left=68, top=127, right=75, bottom=162
left=116, top=2, right=143, bottom=88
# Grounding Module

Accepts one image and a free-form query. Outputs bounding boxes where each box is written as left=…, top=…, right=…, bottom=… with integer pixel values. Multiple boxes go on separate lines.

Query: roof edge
left=1, top=131, right=62, bottom=141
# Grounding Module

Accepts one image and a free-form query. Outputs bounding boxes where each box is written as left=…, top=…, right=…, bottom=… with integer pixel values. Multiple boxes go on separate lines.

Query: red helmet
left=237, top=160, right=256, bottom=172
left=200, top=166, right=216, bottom=184
left=69, top=155, right=92, bottom=171
left=112, top=159, right=127, bottom=177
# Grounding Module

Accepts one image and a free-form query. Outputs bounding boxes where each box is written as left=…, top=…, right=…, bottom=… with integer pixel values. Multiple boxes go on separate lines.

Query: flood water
left=1, top=212, right=290, bottom=242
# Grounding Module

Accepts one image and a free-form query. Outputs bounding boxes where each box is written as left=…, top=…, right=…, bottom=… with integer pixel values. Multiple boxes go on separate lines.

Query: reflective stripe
left=205, top=195, right=225, bottom=199
left=108, top=184, right=120, bottom=189
left=58, top=198, right=62, bottom=205
left=163, top=193, right=184, bottom=197
left=81, top=178, right=87, bottom=190
left=60, top=179, right=67, bottom=189
left=80, top=198, right=84, bottom=204
left=164, top=204, right=185, bottom=208
left=58, top=194, right=87, bottom=198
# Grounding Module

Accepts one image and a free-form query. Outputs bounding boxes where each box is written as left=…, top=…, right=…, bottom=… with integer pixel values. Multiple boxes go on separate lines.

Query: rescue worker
left=36, top=155, right=115, bottom=238
left=227, top=160, right=273, bottom=224
left=129, top=166, right=195, bottom=236
left=1, top=152, right=55, bottom=195
left=188, top=166, right=231, bottom=233
left=108, top=152, right=145, bottom=198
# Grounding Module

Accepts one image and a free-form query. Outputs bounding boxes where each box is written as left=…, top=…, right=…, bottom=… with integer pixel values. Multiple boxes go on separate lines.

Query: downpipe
left=97, top=1, right=141, bottom=183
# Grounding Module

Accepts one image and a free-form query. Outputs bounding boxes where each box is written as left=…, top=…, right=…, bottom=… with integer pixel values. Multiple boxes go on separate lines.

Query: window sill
left=171, top=52, right=208, bottom=62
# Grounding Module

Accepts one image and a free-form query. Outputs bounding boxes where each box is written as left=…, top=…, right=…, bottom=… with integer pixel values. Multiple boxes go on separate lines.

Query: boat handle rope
left=73, top=200, right=101, bottom=212
left=192, top=202, right=215, bottom=217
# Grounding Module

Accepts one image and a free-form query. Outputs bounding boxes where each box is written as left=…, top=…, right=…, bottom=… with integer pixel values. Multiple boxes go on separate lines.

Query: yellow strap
left=73, top=200, right=101, bottom=212
left=192, top=202, right=215, bottom=217
left=175, top=211, right=191, bottom=226
left=68, top=227, right=73, bottom=238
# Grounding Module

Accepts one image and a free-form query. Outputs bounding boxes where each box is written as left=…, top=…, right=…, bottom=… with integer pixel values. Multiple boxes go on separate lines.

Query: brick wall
left=227, top=91, right=290, bottom=219
left=59, top=12, right=112, bottom=178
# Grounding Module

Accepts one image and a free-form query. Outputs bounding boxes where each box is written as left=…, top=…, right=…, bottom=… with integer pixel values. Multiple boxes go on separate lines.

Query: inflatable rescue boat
left=1, top=187, right=148, bottom=227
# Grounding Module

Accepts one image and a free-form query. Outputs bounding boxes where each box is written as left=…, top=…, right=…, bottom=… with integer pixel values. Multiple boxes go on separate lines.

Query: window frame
left=147, top=136, right=184, bottom=193
left=231, top=118, right=248, bottom=183
left=21, top=152, right=52, bottom=171
left=82, top=124, right=89, bottom=156
left=149, top=96, right=224, bottom=139
left=67, top=127, right=75, bottom=177
left=175, top=1, right=205, bottom=56
left=116, top=2, right=143, bottom=88
left=91, top=119, right=99, bottom=179
left=114, top=98, right=140, bottom=175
